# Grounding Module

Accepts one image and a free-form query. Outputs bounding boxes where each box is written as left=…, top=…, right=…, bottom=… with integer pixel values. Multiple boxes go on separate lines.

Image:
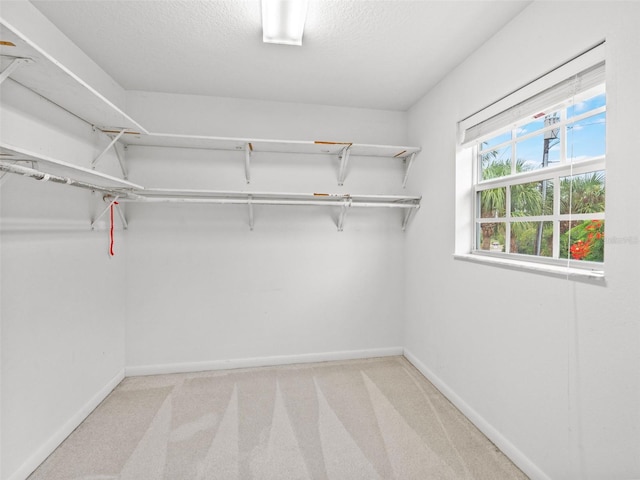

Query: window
left=458, top=46, right=606, bottom=274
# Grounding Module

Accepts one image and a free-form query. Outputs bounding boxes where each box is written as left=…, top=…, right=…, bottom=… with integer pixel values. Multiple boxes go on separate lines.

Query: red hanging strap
left=109, top=201, right=119, bottom=256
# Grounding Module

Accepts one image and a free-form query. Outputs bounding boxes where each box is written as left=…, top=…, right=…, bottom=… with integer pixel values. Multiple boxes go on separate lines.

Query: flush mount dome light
left=262, top=0, right=309, bottom=46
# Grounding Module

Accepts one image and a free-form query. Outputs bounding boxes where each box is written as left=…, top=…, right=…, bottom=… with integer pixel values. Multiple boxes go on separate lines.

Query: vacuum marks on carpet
left=28, top=357, right=528, bottom=480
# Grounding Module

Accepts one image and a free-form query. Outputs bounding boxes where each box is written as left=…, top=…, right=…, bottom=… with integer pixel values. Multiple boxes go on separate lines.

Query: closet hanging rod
left=0, top=162, right=134, bottom=195
left=137, top=188, right=420, bottom=202
left=0, top=143, right=142, bottom=189
left=117, top=196, right=419, bottom=209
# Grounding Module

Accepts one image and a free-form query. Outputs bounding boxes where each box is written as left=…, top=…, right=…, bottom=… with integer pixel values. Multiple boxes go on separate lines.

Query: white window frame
left=455, top=44, right=606, bottom=279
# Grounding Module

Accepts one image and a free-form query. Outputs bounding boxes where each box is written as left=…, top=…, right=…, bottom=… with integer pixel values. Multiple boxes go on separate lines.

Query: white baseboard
left=8, top=369, right=125, bottom=480
left=402, top=348, right=551, bottom=480
left=125, top=346, right=404, bottom=377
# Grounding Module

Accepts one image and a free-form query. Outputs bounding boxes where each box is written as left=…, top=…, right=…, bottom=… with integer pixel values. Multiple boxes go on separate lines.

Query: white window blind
left=458, top=43, right=605, bottom=147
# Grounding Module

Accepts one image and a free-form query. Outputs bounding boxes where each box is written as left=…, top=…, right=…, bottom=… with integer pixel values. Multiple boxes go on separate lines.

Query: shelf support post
left=112, top=139, right=128, bottom=179
left=402, top=152, right=417, bottom=189
left=245, top=143, right=252, bottom=184
left=0, top=57, right=32, bottom=86
left=115, top=202, right=128, bottom=230
left=92, top=128, right=127, bottom=170
left=337, top=198, right=351, bottom=232
left=337, top=145, right=351, bottom=186
left=402, top=205, right=419, bottom=231
left=248, top=194, right=254, bottom=230
left=91, top=195, right=121, bottom=230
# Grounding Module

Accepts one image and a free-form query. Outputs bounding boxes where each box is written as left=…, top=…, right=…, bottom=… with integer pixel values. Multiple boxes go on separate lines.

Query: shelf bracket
left=248, top=194, right=254, bottom=230
left=402, top=152, right=417, bottom=189
left=0, top=57, right=33, bottom=86
left=402, top=205, right=419, bottom=231
left=245, top=143, right=253, bottom=184
left=91, top=195, right=122, bottom=230
left=337, top=145, right=351, bottom=186
left=115, top=201, right=128, bottom=230
left=92, top=129, right=128, bottom=178
left=337, top=198, right=351, bottom=232
left=112, top=137, right=128, bottom=180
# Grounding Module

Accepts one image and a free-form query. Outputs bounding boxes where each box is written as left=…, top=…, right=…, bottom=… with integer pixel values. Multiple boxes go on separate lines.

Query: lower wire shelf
left=118, top=189, right=421, bottom=231
left=0, top=146, right=421, bottom=231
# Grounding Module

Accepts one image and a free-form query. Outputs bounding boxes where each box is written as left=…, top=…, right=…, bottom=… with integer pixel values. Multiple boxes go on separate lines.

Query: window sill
left=453, top=253, right=605, bottom=282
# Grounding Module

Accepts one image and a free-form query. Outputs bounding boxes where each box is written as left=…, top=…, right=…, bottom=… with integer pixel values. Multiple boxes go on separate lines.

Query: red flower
left=570, top=240, right=591, bottom=260
left=569, top=220, right=603, bottom=261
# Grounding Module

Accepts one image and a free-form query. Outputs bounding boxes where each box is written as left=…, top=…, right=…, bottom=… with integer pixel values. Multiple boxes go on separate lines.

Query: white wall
left=11, top=2, right=639, bottom=480
left=127, top=90, right=407, bottom=143
left=405, top=2, right=640, bottom=479
left=0, top=6, right=411, bottom=476
left=0, top=76, right=127, bottom=480
left=124, top=92, right=409, bottom=372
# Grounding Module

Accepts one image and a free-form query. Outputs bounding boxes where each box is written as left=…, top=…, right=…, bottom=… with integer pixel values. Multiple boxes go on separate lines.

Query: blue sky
left=482, top=93, right=606, bottom=173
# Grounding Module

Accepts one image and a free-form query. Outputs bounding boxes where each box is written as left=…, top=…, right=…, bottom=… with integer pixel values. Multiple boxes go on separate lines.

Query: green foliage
left=478, top=148, right=605, bottom=261
left=558, top=173, right=606, bottom=262
left=560, top=220, right=605, bottom=262
left=480, top=158, right=533, bottom=219
left=512, top=222, right=553, bottom=257
left=560, top=172, right=605, bottom=214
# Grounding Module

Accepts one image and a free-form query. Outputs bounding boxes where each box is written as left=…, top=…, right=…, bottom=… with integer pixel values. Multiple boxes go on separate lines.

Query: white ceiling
left=30, top=0, right=531, bottom=111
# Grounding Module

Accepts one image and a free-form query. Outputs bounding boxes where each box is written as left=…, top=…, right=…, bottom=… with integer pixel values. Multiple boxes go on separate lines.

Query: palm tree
left=479, top=156, right=543, bottom=252
left=478, top=155, right=507, bottom=250
left=512, top=179, right=552, bottom=255
left=560, top=171, right=605, bottom=216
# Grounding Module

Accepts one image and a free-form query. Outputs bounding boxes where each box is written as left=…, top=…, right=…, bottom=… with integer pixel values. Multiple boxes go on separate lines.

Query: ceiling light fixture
left=262, top=0, right=309, bottom=46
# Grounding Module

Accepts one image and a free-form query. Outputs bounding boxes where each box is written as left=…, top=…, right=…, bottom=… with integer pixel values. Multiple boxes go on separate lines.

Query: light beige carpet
left=28, top=356, right=528, bottom=479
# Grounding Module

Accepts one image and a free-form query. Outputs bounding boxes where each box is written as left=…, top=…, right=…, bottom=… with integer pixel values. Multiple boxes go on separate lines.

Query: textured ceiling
left=30, top=0, right=531, bottom=111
